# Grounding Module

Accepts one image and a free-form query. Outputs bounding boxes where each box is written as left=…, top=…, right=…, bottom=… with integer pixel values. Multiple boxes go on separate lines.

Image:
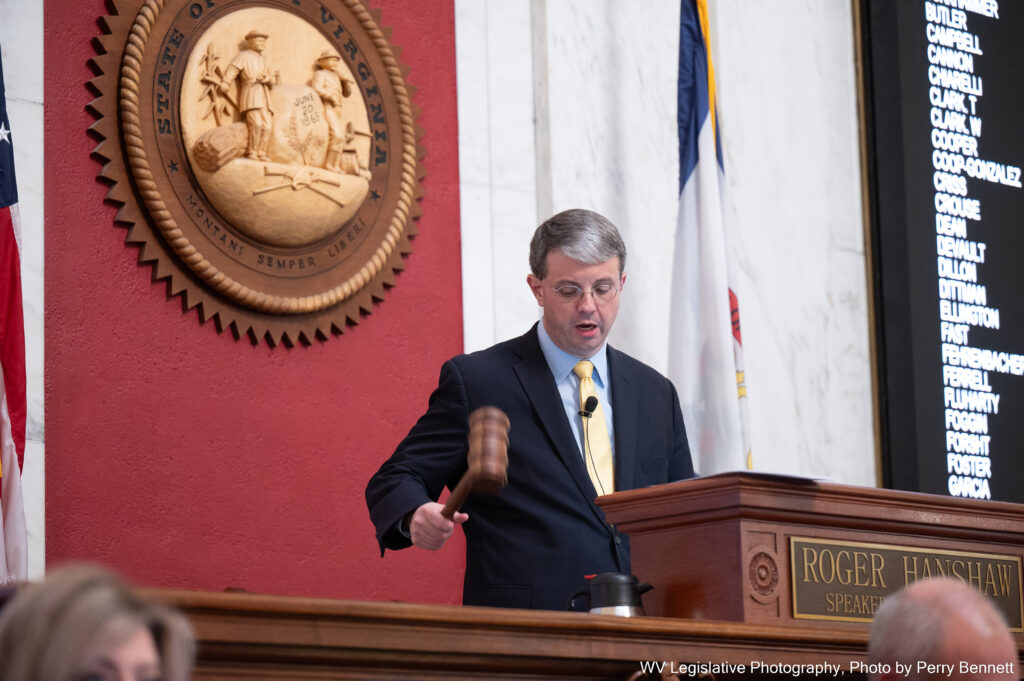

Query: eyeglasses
left=551, top=283, right=620, bottom=304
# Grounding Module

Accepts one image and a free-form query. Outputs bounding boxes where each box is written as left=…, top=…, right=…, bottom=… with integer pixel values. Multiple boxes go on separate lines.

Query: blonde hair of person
left=0, top=563, right=195, bottom=681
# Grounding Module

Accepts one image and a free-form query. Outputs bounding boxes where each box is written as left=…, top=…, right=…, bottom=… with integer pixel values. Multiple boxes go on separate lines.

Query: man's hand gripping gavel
left=409, top=407, right=510, bottom=551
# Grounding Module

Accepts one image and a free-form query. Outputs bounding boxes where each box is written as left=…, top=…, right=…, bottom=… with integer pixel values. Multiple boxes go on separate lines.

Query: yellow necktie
left=573, top=360, right=615, bottom=495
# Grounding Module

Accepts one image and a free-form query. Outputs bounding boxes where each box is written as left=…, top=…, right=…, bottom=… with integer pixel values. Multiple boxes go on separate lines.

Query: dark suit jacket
left=365, top=324, right=694, bottom=610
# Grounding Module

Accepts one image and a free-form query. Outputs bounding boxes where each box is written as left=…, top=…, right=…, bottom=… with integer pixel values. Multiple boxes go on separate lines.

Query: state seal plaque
left=90, top=0, right=423, bottom=345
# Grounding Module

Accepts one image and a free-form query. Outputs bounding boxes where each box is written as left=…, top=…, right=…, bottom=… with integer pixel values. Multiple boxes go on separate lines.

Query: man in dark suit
left=365, top=209, right=695, bottom=610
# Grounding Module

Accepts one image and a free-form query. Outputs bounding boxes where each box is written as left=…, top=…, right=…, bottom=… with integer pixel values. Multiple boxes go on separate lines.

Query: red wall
left=44, top=0, right=466, bottom=603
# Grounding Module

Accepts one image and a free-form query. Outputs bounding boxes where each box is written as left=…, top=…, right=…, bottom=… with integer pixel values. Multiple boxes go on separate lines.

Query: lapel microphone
left=578, top=395, right=605, bottom=495
left=578, top=395, right=599, bottom=418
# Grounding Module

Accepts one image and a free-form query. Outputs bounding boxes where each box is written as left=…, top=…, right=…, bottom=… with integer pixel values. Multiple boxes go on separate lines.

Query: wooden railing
left=155, top=589, right=870, bottom=680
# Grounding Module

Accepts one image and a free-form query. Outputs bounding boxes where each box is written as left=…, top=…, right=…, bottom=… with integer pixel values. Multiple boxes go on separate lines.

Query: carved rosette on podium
left=90, top=0, right=424, bottom=344
left=598, top=473, right=1024, bottom=634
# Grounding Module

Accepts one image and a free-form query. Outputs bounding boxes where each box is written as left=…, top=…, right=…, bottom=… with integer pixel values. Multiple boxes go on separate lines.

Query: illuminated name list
left=926, top=0, right=1023, bottom=499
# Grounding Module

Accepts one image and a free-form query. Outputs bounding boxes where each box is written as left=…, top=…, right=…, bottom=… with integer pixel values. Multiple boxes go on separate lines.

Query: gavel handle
left=441, top=473, right=474, bottom=520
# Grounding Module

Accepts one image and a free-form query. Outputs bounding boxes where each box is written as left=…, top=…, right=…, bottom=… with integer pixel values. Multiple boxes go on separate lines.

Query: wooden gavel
left=441, top=406, right=510, bottom=519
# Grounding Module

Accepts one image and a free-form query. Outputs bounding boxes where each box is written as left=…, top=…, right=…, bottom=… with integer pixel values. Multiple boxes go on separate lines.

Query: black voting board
left=861, top=0, right=1024, bottom=502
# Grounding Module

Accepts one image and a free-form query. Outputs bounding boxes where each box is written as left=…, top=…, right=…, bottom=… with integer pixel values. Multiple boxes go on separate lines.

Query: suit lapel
left=608, top=346, right=638, bottom=491
left=512, top=327, right=605, bottom=509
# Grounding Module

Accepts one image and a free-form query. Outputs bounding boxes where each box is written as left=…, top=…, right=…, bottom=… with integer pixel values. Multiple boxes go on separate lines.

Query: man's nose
left=576, top=290, right=599, bottom=311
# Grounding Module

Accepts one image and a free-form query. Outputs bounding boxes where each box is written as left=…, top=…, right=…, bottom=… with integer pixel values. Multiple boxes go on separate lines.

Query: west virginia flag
left=668, top=0, right=751, bottom=475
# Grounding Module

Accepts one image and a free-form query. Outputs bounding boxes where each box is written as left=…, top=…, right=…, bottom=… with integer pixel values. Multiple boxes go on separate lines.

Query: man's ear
left=527, top=274, right=544, bottom=306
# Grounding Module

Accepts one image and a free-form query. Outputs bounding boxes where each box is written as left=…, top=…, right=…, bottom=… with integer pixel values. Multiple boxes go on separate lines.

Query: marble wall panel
left=456, top=0, right=540, bottom=351
left=709, top=0, right=873, bottom=483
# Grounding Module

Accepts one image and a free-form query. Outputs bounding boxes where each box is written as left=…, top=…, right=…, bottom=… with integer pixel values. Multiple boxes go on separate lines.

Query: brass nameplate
left=789, top=537, right=1023, bottom=629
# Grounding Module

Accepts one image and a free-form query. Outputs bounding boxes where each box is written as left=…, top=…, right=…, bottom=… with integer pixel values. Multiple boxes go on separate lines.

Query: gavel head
left=467, top=406, right=510, bottom=495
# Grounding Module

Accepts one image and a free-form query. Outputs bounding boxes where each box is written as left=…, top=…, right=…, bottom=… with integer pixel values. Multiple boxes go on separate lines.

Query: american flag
left=0, top=49, right=28, bottom=584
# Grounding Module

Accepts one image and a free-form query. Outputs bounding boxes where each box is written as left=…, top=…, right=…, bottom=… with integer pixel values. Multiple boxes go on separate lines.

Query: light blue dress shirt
left=536, top=321, right=615, bottom=462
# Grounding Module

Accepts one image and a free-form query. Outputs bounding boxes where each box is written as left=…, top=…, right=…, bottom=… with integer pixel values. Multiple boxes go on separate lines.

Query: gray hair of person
left=0, top=563, right=195, bottom=681
left=528, top=209, right=627, bottom=279
left=868, top=578, right=1010, bottom=671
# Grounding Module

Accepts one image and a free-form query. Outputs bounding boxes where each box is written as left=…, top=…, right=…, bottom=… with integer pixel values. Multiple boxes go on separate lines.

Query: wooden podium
left=598, top=472, right=1024, bottom=632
